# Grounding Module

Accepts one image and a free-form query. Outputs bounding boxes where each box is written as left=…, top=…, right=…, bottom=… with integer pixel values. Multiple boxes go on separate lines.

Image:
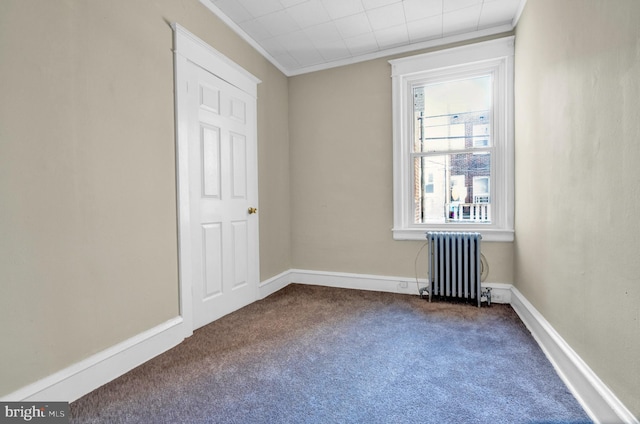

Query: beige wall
left=5, top=0, right=638, bottom=415
left=515, top=0, right=640, bottom=417
left=0, top=0, right=290, bottom=396
left=288, top=47, right=514, bottom=283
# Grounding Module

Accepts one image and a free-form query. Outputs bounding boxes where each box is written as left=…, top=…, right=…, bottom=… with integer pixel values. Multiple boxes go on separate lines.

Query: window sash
left=412, top=149, right=493, bottom=225
left=390, top=37, right=514, bottom=242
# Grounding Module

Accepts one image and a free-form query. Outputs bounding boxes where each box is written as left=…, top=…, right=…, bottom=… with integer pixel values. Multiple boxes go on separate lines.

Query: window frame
left=390, top=37, right=514, bottom=242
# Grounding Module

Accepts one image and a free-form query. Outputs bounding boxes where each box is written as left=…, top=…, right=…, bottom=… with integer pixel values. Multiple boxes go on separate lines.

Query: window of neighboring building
left=390, top=37, right=514, bottom=241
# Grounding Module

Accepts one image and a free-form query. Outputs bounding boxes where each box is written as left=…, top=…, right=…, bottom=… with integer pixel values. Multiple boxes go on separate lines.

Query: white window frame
left=390, top=36, right=514, bottom=242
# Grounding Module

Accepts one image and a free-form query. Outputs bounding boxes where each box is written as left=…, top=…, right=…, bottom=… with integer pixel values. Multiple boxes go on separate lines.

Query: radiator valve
left=480, top=287, right=492, bottom=306
left=419, top=287, right=429, bottom=299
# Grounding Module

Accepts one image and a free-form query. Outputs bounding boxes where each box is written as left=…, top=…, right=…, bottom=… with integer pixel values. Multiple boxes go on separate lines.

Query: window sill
left=392, top=227, right=514, bottom=242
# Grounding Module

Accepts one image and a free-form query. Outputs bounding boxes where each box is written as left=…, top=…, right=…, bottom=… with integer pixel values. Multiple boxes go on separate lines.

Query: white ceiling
left=200, top=0, right=526, bottom=76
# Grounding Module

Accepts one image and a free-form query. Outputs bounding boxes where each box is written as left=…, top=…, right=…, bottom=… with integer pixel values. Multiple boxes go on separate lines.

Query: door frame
left=172, top=23, right=261, bottom=335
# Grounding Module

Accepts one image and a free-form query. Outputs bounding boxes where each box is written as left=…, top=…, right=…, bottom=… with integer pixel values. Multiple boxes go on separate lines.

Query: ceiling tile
left=374, top=24, right=409, bottom=49
left=317, top=39, right=352, bottom=61
left=272, top=51, right=300, bottom=69
left=443, top=0, right=482, bottom=13
left=366, top=3, right=407, bottom=31
left=478, top=0, right=521, bottom=28
left=334, top=13, right=372, bottom=39
left=275, top=31, right=325, bottom=67
left=204, top=0, right=523, bottom=75
left=361, top=0, right=402, bottom=10
left=443, top=5, right=482, bottom=36
left=259, top=37, right=287, bottom=57
left=286, top=0, right=332, bottom=28
left=406, top=15, right=442, bottom=42
left=291, top=49, right=326, bottom=67
left=279, top=0, right=308, bottom=7
left=343, top=32, right=379, bottom=56
left=240, top=19, right=274, bottom=41
left=402, top=0, right=443, bottom=22
left=304, top=21, right=343, bottom=43
left=237, top=0, right=284, bottom=18
left=320, top=0, right=365, bottom=20
left=275, top=29, right=314, bottom=51
left=212, top=0, right=253, bottom=23
left=256, top=10, right=300, bottom=36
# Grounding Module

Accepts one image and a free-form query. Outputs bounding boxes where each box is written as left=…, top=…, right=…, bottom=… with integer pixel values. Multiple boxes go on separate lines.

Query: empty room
left=1, top=0, right=638, bottom=423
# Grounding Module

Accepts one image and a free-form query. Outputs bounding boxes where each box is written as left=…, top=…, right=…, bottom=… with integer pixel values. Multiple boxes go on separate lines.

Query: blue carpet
left=71, top=284, right=591, bottom=423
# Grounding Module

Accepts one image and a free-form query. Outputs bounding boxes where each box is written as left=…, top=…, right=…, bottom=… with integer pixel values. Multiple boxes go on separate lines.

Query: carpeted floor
left=71, top=284, right=591, bottom=423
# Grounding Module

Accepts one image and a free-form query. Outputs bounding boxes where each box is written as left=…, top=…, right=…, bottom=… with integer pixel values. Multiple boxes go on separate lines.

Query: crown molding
left=198, top=0, right=514, bottom=77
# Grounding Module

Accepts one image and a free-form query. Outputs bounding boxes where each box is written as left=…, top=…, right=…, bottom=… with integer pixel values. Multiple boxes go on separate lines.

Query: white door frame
left=172, top=23, right=261, bottom=336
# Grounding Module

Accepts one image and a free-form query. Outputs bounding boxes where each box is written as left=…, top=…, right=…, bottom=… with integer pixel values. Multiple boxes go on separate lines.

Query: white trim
left=2, top=23, right=266, bottom=405
left=1, top=317, right=185, bottom=403
left=263, top=270, right=636, bottom=423
left=172, top=23, right=261, bottom=97
left=290, top=269, right=426, bottom=296
left=392, top=228, right=515, bottom=242
left=483, top=282, right=512, bottom=304
left=172, top=23, right=261, bottom=334
left=3, top=268, right=633, bottom=423
left=259, top=270, right=292, bottom=299
left=389, top=36, right=514, bottom=75
left=0, top=271, right=293, bottom=403
left=197, top=0, right=514, bottom=77
left=390, top=37, right=515, bottom=242
left=510, top=288, right=639, bottom=424
left=286, top=25, right=514, bottom=77
left=174, top=45, right=194, bottom=338
left=288, top=269, right=511, bottom=304
left=197, top=0, right=290, bottom=77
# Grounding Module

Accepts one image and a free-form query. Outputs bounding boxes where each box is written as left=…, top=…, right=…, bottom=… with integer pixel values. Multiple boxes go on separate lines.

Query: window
left=390, top=37, right=514, bottom=241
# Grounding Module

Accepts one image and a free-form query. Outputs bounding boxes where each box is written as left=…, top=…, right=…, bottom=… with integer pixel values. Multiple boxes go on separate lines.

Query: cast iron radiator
left=426, top=231, right=488, bottom=307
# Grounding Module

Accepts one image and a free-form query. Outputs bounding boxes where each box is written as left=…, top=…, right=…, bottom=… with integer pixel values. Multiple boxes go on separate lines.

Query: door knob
left=248, top=207, right=258, bottom=214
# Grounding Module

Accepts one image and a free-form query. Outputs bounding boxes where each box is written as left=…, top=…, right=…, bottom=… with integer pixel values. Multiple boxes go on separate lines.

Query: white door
left=187, top=62, right=259, bottom=330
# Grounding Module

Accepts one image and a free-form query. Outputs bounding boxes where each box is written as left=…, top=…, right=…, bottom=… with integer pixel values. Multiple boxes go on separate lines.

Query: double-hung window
left=390, top=37, right=514, bottom=241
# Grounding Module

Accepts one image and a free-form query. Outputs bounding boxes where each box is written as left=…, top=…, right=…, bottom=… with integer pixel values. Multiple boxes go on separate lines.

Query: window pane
left=414, top=152, right=491, bottom=223
left=413, top=75, right=492, bottom=153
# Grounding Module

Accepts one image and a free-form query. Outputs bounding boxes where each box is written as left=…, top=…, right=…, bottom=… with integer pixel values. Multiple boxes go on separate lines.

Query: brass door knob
left=248, top=207, right=258, bottom=214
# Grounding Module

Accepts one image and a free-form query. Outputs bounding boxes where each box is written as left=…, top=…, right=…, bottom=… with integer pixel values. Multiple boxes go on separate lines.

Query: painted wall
left=0, top=0, right=290, bottom=396
left=288, top=44, right=514, bottom=284
left=514, top=0, right=640, bottom=417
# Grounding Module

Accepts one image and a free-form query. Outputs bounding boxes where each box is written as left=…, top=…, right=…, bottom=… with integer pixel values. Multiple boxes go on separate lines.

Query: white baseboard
left=289, top=268, right=427, bottom=296
left=259, top=270, right=292, bottom=299
left=2, top=271, right=295, bottom=404
left=285, top=270, right=636, bottom=422
left=5, top=269, right=634, bottom=424
left=4, top=270, right=291, bottom=404
left=510, top=287, right=638, bottom=424
left=289, top=268, right=512, bottom=304
left=482, top=282, right=512, bottom=304
left=2, top=317, right=187, bottom=403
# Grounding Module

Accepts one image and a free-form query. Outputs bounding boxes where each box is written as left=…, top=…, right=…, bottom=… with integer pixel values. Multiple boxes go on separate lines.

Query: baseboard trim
left=287, top=270, right=635, bottom=422
left=289, top=269, right=426, bottom=296
left=4, top=270, right=295, bottom=403
left=510, top=287, right=638, bottom=424
left=482, top=282, right=512, bottom=304
left=289, top=269, right=512, bottom=304
left=5, top=269, right=634, bottom=423
left=2, top=317, right=187, bottom=403
left=259, top=270, right=292, bottom=299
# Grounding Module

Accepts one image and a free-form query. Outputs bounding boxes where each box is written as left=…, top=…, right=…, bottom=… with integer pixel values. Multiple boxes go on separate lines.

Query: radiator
left=426, top=231, right=486, bottom=307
